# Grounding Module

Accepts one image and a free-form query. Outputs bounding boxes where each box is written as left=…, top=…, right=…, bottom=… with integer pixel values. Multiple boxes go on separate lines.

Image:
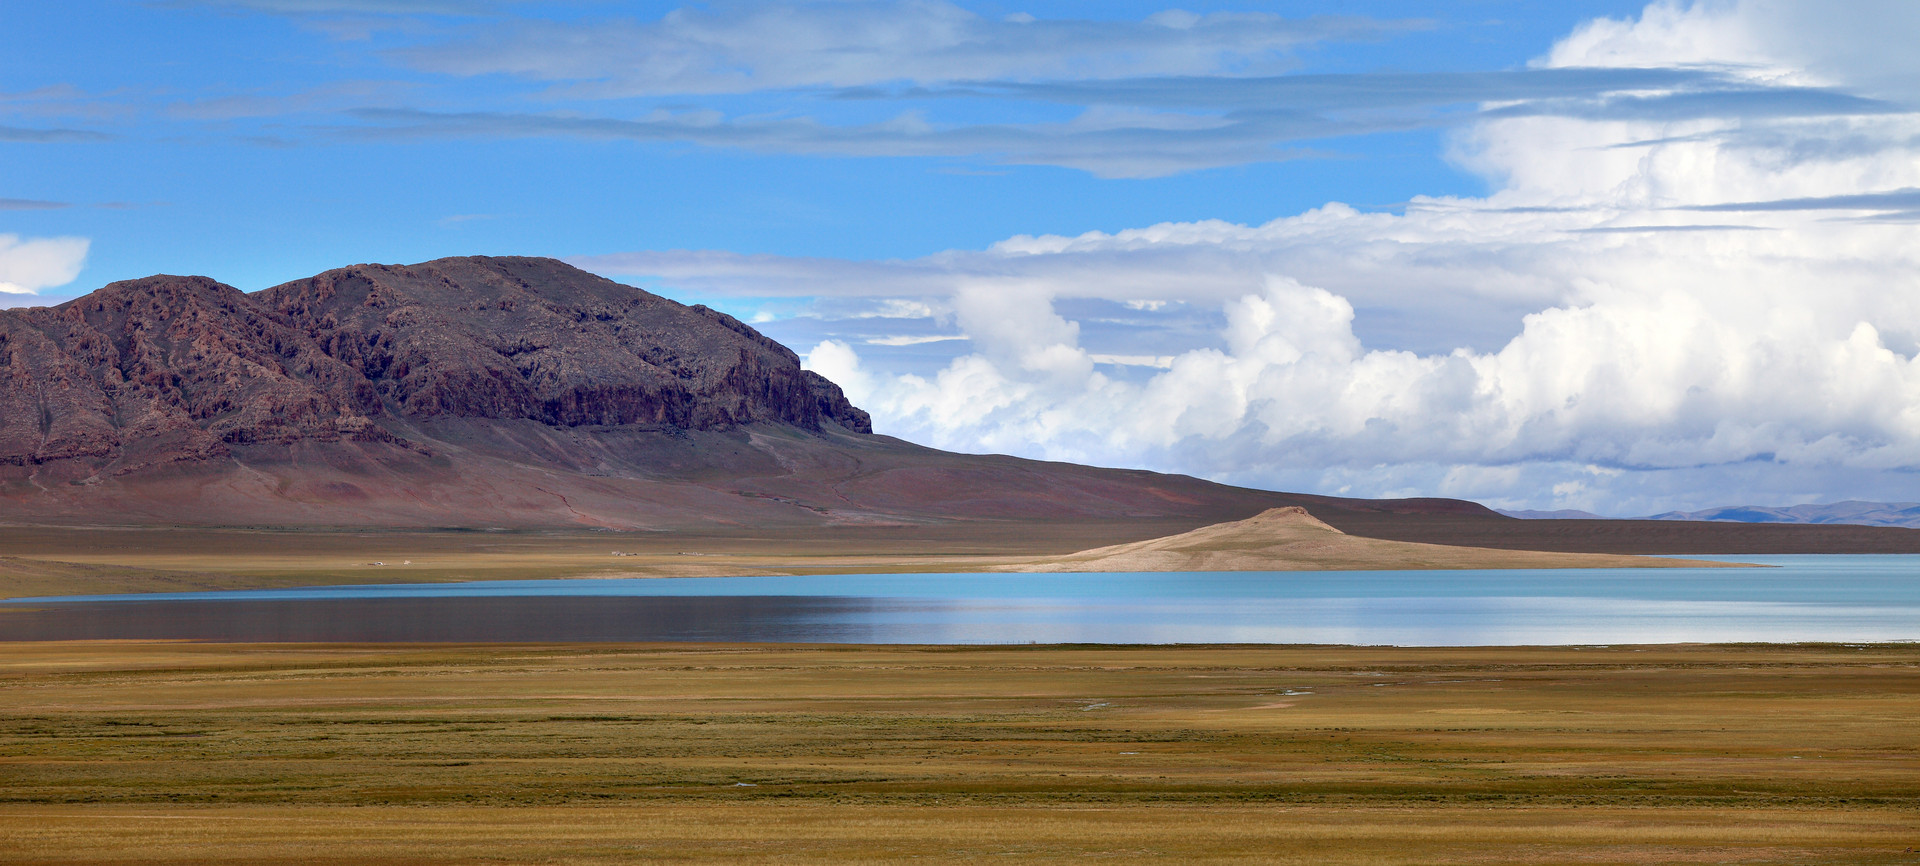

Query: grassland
left=1, top=641, right=1915, bottom=863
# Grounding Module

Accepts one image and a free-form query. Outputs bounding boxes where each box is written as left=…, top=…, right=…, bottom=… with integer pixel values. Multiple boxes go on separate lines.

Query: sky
left=6, top=0, right=1920, bottom=516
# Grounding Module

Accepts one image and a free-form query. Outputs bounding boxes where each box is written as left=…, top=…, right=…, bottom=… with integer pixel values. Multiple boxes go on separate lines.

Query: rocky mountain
left=0, top=256, right=1296, bottom=530
left=255, top=256, right=868, bottom=434
left=0, top=256, right=865, bottom=477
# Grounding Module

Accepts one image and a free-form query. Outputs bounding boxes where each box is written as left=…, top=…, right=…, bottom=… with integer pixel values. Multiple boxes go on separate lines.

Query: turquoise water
left=3, top=555, right=1917, bottom=645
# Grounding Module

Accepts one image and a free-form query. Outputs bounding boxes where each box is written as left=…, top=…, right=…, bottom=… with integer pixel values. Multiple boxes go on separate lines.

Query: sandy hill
left=1002, top=507, right=1733, bottom=571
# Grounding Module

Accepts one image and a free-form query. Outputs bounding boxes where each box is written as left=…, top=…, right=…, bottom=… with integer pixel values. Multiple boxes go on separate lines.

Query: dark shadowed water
left=2, top=555, right=1916, bottom=645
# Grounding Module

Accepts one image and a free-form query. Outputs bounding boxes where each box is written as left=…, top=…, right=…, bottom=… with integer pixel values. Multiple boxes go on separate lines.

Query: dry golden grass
left=0, top=642, right=1915, bottom=863
left=3, top=803, right=1913, bottom=865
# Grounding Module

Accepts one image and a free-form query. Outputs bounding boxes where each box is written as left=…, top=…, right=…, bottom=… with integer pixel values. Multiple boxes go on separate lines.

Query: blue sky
left=6, top=0, right=1650, bottom=288
left=8, top=1, right=1920, bottom=515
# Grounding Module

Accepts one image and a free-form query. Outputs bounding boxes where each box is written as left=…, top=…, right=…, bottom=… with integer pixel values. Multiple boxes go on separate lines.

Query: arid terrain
left=0, top=641, right=1914, bottom=864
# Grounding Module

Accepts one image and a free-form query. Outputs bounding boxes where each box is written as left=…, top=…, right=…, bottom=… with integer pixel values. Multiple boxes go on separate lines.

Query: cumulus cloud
left=0, top=235, right=90, bottom=296
left=588, top=0, right=1920, bottom=515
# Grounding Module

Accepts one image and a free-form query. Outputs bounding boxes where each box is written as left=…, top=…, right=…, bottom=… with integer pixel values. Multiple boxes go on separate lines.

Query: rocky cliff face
left=0, top=256, right=869, bottom=472
left=258, top=256, right=868, bottom=433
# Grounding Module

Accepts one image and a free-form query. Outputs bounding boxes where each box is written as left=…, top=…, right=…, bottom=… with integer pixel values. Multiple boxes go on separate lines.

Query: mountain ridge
left=1, top=257, right=870, bottom=474
left=1648, top=500, right=1920, bottom=529
left=0, top=256, right=1324, bottom=530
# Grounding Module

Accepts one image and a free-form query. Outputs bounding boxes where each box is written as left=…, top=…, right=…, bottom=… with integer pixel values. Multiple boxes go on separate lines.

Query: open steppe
left=0, top=641, right=1915, bottom=864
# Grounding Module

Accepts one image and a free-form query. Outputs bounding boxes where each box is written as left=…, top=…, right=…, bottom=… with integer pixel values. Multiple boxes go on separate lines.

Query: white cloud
left=867, top=334, right=965, bottom=347
left=1089, top=353, right=1174, bottom=369
left=336, top=1, right=1903, bottom=178
left=167, top=0, right=501, bottom=14
left=672, top=0, right=1920, bottom=514
left=396, top=3, right=1404, bottom=97
left=854, top=299, right=938, bottom=319
left=0, top=235, right=89, bottom=296
left=342, top=104, right=1337, bottom=178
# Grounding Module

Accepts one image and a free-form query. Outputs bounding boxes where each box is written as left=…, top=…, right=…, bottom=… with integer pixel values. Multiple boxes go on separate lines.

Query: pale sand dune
left=999, top=507, right=1744, bottom=571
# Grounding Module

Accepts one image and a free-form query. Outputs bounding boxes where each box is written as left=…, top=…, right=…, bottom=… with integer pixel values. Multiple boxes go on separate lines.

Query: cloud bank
left=583, top=0, right=1920, bottom=515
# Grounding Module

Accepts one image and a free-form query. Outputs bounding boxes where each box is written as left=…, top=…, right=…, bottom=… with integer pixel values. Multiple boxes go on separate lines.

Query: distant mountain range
left=1500, top=501, right=1920, bottom=529
left=1496, top=509, right=1606, bottom=520
left=1647, top=501, right=1920, bottom=529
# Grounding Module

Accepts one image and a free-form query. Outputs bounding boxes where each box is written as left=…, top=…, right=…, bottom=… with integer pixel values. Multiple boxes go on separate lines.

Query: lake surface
left=3, top=555, right=1917, bottom=645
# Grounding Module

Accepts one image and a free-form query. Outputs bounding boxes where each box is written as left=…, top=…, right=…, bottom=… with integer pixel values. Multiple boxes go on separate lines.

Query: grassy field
left=0, top=641, right=1915, bottom=863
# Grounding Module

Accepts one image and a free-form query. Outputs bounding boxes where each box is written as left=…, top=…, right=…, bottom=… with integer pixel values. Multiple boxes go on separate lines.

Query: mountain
left=1, top=256, right=865, bottom=473
left=1495, top=509, right=1606, bottom=520
left=0, top=256, right=1304, bottom=530
left=1649, top=501, right=1920, bottom=529
left=6, top=254, right=1920, bottom=556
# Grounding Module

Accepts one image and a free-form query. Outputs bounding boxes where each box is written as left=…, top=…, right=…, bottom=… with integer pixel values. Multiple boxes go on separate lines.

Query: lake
left=2, top=555, right=1917, bottom=645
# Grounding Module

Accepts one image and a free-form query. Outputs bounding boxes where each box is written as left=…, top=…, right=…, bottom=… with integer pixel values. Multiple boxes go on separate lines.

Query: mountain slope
left=0, top=256, right=1302, bottom=530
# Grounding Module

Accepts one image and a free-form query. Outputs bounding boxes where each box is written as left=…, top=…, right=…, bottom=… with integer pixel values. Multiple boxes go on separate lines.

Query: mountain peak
left=0, top=257, right=869, bottom=477
left=259, top=255, right=867, bottom=432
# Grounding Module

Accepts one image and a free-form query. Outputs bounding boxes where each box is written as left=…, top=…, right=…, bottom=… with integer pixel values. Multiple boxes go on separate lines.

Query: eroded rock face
left=259, top=256, right=870, bottom=432
left=0, top=256, right=870, bottom=470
